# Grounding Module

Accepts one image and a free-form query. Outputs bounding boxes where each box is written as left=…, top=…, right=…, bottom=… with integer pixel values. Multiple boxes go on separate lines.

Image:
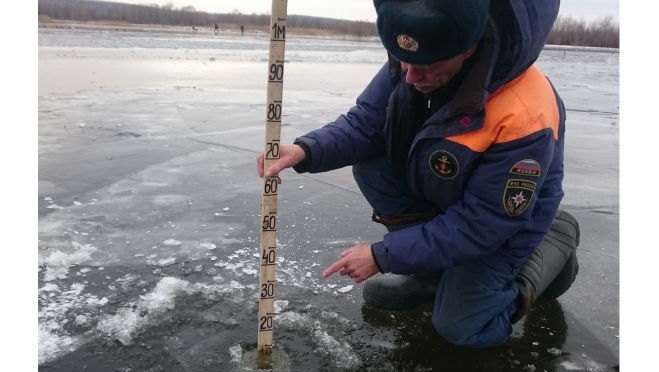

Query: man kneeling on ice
left=256, top=0, right=579, bottom=347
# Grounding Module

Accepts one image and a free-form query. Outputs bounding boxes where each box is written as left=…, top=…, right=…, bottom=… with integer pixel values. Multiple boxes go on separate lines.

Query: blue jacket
left=294, top=0, right=565, bottom=274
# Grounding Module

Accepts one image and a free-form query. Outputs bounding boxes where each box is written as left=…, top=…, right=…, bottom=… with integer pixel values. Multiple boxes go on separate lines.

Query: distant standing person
left=240, top=24, right=244, bottom=36
left=214, top=23, right=219, bottom=35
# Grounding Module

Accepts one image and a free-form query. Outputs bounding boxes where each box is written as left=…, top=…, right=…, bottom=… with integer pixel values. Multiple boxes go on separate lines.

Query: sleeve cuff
left=292, top=140, right=312, bottom=173
left=371, top=241, right=390, bottom=273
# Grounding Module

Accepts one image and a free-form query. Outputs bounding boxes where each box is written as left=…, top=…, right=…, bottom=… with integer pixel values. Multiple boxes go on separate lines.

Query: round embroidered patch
left=429, top=150, right=459, bottom=179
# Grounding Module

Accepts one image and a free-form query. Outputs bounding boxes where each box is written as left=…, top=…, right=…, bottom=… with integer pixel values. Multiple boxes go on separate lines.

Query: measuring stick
left=257, top=0, right=288, bottom=367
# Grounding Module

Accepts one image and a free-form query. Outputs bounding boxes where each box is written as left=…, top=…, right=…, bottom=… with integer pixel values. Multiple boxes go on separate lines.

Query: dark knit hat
left=374, top=0, right=490, bottom=65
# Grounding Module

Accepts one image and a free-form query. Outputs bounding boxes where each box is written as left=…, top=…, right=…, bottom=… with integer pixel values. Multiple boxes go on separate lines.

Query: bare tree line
left=547, top=15, right=619, bottom=48
left=37, top=0, right=378, bottom=37
left=38, top=0, right=618, bottom=47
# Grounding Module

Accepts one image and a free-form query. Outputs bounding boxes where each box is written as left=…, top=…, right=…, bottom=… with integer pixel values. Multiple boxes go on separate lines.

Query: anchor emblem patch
left=429, top=150, right=459, bottom=180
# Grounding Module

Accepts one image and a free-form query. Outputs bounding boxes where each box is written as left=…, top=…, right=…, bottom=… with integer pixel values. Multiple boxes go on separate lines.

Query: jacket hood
left=488, top=0, right=560, bottom=91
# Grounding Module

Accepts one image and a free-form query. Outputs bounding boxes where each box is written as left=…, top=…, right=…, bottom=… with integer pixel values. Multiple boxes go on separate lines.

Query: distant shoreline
left=38, top=19, right=619, bottom=53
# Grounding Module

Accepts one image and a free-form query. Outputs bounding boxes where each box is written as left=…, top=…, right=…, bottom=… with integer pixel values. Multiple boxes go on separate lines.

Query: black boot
left=514, top=210, right=580, bottom=322
left=362, top=218, right=441, bottom=310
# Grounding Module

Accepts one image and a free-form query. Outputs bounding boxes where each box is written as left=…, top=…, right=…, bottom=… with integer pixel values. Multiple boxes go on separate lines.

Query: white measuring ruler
left=257, top=0, right=288, bottom=367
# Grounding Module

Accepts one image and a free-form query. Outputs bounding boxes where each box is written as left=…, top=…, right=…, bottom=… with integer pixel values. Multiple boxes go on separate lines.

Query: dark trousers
left=352, top=155, right=520, bottom=347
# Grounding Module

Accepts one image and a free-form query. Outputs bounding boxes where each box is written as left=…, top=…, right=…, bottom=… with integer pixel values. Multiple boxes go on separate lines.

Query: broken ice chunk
left=158, top=257, right=175, bottom=266
left=46, top=204, right=64, bottom=209
left=73, top=201, right=82, bottom=206
left=337, top=285, right=353, bottom=293
left=223, top=207, right=229, bottom=211
left=306, top=272, right=311, bottom=277
left=163, top=239, right=181, bottom=246
left=200, top=242, right=216, bottom=250
left=88, top=297, right=108, bottom=306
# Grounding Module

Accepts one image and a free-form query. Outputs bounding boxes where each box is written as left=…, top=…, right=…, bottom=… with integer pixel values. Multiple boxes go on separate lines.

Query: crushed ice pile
left=277, top=309, right=362, bottom=370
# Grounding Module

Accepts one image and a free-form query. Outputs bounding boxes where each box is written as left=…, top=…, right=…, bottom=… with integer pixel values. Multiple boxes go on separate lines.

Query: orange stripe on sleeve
left=446, top=66, right=560, bottom=152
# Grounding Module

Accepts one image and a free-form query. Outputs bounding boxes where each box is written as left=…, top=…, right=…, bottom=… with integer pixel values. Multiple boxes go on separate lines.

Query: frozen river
left=38, top=23, right=619, bottom=371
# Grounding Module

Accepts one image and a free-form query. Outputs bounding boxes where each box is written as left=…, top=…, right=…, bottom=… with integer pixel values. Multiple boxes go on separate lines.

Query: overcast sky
left=108, top=0, right=619, bottom=23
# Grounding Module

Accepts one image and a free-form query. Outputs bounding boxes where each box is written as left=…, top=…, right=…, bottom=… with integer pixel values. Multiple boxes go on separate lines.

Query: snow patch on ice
left=274, top=300, right=289, bottom=313
left=158, top=257, right=176, bottom=266
left=38, top=324, right=76, bottom=365
left=97, top=277, right=234, bottom=346
left=163, top=238, right=181, bottom=246
left=38, top=281, right=109, bottom=365
left=40, top=242, right=98, bottom=281
left=559, top=361, right=584, bottom=370
left=242, top=268, right=257, bottom=275
left=547, top=347, right=562, bottom=356
left=228, top=344, right=242, bottom=362
left=200, top=242, right=216, bottom=250
left=39, top=283, right=60, bottom=292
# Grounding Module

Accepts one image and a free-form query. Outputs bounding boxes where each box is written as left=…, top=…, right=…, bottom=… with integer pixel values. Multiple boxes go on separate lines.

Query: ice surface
left=38, top=25, right=618, bottom=370
left=312, top=330, right=363, bottom=369
left=276, top=310, right=360, bottom=369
